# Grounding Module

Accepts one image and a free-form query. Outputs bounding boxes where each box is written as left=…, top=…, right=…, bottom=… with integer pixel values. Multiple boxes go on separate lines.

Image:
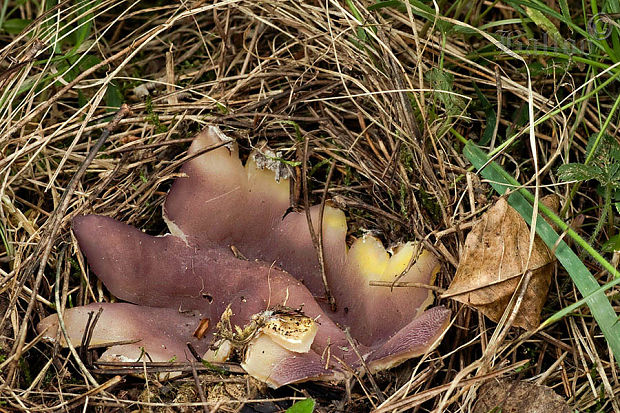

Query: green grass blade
left=557, top=0, right=573, bottom=26
left=503, top=0, right=618, bottom=61
left=463, top=141, right=620, bottom=363
left=523, top=6, right=574, bottom=52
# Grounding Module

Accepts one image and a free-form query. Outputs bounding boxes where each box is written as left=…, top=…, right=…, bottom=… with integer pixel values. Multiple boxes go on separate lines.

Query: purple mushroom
left=38, top=126, right=451, bottom=388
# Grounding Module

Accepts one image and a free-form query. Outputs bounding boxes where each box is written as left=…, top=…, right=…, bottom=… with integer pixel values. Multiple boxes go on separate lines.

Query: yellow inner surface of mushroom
left=245, top=155, right=290, bottom=202
left=349, top=237, right=418, bottom=282
left=323, top=205, right=347, bottom=231
left=385, top=243, right=417, bottom=277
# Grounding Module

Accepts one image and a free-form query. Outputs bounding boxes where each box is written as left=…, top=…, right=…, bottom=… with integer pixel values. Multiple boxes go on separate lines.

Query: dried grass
left=0, top=0, right=618, bottom=411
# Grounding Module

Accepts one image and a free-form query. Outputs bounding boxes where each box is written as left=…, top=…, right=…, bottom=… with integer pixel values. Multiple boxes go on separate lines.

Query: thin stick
left=369, top=281, right=445, bottom=293
left=79, top=310, right=96, bottom=361
left=80, top=307, right=104, bottom=364
left=94, top=360, right=244, bottom=374
left=317, top=160, right=337, bottom=305
left=191, top=362, right=210, bottom=413
left=343, top=328, right=386, bottom=403
left=301, top=136, right=336, bottom=311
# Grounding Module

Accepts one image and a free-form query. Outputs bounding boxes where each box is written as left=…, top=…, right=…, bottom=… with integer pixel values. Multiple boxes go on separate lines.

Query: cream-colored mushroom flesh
left=261, top=312, right=318, bottom=353
left=241, top=333, right=336, bottom=388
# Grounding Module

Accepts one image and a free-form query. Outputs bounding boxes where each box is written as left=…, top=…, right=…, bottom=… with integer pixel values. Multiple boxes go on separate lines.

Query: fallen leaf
left=443, top=197, right=556, bottom=330
left=473, top=379, right=572, bottom=413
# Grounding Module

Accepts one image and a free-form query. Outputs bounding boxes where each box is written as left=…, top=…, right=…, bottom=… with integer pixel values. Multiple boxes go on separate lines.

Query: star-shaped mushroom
left=38, top=126, right=451, bottom=388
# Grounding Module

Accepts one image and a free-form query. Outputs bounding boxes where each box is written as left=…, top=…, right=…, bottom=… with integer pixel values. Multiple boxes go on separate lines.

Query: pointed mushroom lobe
left=41, top=217, right=352, bottom=385
left=38, top=303, right=205, bottom=362
left=164, top=126, right=443, bottom=346
left=364, top=305, right=451, bottom=373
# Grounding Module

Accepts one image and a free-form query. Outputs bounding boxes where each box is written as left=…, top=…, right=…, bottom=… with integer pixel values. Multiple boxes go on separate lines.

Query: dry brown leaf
left=473, top=379, right=572, bottom=413
left=443, top=197, right=556, bottom=330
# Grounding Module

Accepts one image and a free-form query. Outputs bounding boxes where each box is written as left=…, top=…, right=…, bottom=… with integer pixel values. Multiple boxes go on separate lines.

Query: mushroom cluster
left=38, top=126, right=450, bottom=388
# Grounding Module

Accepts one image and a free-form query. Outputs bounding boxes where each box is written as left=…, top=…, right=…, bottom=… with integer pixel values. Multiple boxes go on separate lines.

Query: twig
left=368, top=281, right=445, bottom=293
left=79, top=311, right=96, bottom=361
left=93, top=361, right=244, bottom=374
left=317, top=160, right=337, bottom=304
left=191, top=362, right=210, bottom=413
left=343, top=328, right=386, bottom=403
left=86, top=339, right=141, bottom=350
left=301, top=135, right=336, bottom=311
left=80, top=307, right=104, bottom=365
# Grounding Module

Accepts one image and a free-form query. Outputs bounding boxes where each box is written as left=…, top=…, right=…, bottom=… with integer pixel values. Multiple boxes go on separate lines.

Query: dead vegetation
left=0, top=0, right=618, bottom=411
